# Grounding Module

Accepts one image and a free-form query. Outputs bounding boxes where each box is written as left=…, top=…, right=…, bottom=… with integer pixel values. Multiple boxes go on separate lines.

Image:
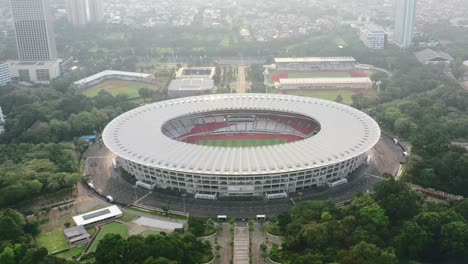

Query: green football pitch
left=284, top=90, right=355, bottom=105
left=287, top=72, right=351, bottom=78
left=198, top=138, right=286, bottom=147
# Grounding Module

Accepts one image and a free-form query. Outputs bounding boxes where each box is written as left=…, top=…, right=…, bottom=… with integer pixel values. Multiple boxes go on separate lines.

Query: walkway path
left=234, top=224, right=250, bottom=264
left=232, top=65, right=250, bottom=93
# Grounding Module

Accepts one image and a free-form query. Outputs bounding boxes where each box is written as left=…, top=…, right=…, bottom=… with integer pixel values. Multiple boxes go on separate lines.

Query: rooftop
left=274, top=57, right=357, bottom=63
left=415, top=49, right=454, bottom=63
left=74, top=70, right=152, bottom=85
left=168, top=78, right=214, bottom=91
left=365, top=23, right=384, bottom=32
left=279, top=77, right=373, bottom=85
left=72, top=205, right=122, bottom=226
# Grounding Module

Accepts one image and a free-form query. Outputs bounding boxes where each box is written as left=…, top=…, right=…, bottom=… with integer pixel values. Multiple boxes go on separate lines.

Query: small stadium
left=73, top=70, right=160, bottom=97
left=103, top=93, right=381, bottom=198
left=267, top=57, right=373, bottom=103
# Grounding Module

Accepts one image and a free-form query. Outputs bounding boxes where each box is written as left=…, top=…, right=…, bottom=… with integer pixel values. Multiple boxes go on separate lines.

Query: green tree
left=440, top=221, right=468, bottom=258
left=393, top=221, right=432, bottom=259
left=95, top=234, right=127, bottom=264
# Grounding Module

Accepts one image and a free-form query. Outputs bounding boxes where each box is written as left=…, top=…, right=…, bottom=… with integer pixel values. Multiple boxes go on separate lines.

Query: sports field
left=83, top=79, right=158, bottom=98
left=198, top=138, right=286, bottom=147
left=283, top=90, right=355, bottom=105
left=88, top=222, right=128, bottom=253
left=37, top=229, right=68, bottom=253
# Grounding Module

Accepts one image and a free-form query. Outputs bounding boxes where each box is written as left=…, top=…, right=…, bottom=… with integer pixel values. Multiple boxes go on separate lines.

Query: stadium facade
left=279, top=77, right=373, bottom=91
left=103, top=94, right=380, bottom=198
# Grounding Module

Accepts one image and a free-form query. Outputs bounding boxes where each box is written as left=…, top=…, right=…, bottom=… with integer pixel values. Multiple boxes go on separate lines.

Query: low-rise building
left=10, top=60, right=61, bottom=84
left=175, top=67, right=216, bottom=79
left=168, top=78, right=215, bottom=98
left=360, top=24, right=386, bottom=49
left=415, top=49, right=454, bottom=65
left=63, top=225, right=90, bottom=246
left=72, top=205, right=122, bottom=226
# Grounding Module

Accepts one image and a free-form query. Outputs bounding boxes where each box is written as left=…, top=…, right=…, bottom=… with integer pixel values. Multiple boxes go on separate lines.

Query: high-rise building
left=0, top=62, right=11, bottom=86
left=11, top=0, right=57, bottom=61
left=67, top=0, right=104, bottom=25
left=67, top=0, right=88, bottom=25
left=88, top=0, right=104, bottom=23
left=394, top=0, right=416, bottom=48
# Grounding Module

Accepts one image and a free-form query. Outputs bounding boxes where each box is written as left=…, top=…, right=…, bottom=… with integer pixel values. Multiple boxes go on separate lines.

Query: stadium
left=102, top=94, right=380, bottom=199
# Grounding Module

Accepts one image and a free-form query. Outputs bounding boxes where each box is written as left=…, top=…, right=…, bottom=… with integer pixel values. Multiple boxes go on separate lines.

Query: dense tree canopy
left=273, top=180, right=468, bottom=263
left=0, top=143, right=80, bottom=207
left=94, top=232, right=212, bottom=264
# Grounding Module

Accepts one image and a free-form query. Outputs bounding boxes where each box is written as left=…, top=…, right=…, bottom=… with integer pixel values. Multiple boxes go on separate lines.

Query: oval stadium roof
left=103, top=94, right=381, bottom=175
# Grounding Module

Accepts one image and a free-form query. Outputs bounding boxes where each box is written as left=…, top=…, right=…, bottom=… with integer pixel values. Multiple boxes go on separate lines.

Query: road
left=82, top=134, right=402, bottom=219
left=232, top=65, right=250, bottom=93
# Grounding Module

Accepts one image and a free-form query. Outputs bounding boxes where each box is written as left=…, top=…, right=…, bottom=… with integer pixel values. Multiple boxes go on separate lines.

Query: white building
left=0, top=62, right=11, bottom=86
left=11, top=0, right=57, bottom=61
left=72, top=205, right=122, bottom=226
left=360, top=24, right=386, bottom=49
left=279, top=77, right=373, bottom=91
left=10, top=60, right=61, bottom=83
left=73, top=70, right=154, bottom=89
left=394, top=0, right=416, bottom=48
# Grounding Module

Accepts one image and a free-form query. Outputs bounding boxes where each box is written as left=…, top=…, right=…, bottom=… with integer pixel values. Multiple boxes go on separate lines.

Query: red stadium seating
left=184, top=133, right=304, bottom=144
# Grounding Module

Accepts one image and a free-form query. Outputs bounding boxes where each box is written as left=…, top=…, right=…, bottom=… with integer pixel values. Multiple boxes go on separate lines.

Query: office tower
left=67, top=0, right=88, bottom=25
left=394, top=0, right=416, bottom=48
left=11, top=0, right=57, bottom=61
left=88, top=0, right=104, bottom=23
left=67, top=0, right=104, bottom=25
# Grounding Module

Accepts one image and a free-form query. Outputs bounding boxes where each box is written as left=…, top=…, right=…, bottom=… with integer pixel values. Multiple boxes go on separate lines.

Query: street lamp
left=181, top=193, right=187, bottom=213
left=298, top=192, right=303, bottom=201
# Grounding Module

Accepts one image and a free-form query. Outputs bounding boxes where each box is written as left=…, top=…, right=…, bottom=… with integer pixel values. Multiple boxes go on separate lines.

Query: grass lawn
left=198, top=138, right=286, bottom=148
left=121, top=211, right=138, bottom=223
left=127, top=206, right=188, bottom=220
left=37, top=229, right=68, bottom=253
left=88, top=223, right=128, bottom=253
left=284, top=90, right=355, bottom=105
left=83, top=80, right=158, bottom=98
left=55, top=246, right=84, bottom=259
left=288, top=71, right=351, bottom=78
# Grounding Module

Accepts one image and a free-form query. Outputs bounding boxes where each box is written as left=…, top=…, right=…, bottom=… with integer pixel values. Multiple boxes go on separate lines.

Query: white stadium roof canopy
left=274, top=57, right=357, bottom=63
left=102, top=94, right=380, bottom=175
left=279, top=77, right=372, bottom=85
left=74, top=70, right=152, bottom=86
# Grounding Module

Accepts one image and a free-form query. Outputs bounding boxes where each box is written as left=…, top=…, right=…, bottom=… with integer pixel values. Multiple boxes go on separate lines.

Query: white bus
left=327, top=178, right=348, bottom=188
